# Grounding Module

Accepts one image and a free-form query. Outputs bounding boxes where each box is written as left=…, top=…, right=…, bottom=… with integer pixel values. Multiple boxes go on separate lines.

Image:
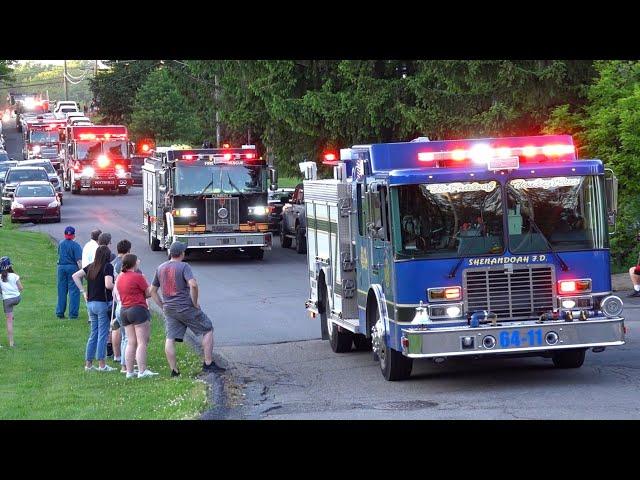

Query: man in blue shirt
left=56, top=226, right=83, bottom=319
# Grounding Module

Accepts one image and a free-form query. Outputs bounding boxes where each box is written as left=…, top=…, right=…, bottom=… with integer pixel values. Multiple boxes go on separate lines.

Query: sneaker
left=98, top=364, right=116, bottom=372
left=171, top=369, right=180, bottom=377
left=202, top=361, right=226, bottom=373
left=84, top=365, right=97, bottom=371
left=113, top=356, right=121, bottom=362
left=137, top=369, right=159, bottom=378
left=126, top=372, right=137, bottom=379
left=628, top=291, right=640, bottom=298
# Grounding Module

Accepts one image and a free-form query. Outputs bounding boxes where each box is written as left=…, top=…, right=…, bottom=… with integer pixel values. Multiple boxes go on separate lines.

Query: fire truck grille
left=206, top=197, right=239, bottom=232
left=40, top=147, right=58, bottom=159
left=464, top=265, right=555, bottom=320
left=94, top=168, right=115, bottom=179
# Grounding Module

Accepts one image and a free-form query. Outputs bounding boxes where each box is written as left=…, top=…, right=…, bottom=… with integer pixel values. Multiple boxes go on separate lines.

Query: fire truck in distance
left=22, top=117, right=67, bottom=169
left=61, top=125, right=132, bottom=195
left=303, top=135, right=625, bottom=381
left=142, top=145, right=277, bottom=260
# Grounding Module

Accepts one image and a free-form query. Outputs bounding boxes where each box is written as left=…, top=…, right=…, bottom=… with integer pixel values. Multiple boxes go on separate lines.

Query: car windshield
left=104, top=141, right=127, bottom=159
left=0, top=163, right=16, bottom=175
left=175, top=164, right=266, bottom=195
left=507, top=175, right=609, bottom=252
left=392, top=181, right=505, bottom=259
left=75, top=141, right=102, bottom=161
left=26, top=162, right=55, bottom=174
left=30, top=130, right=60, bottom=143
left=6, top=169, right=48, bottom=183
left=16, top=184, right=54, bottom=197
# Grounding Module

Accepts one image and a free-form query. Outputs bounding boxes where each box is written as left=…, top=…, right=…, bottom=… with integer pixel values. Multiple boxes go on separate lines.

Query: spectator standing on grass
left=56, top=226, right=82, bottom=319
left=0, top=257, right=23, bottom=348
left=72, top=245, right=116, bottom=372
left=111, top=239, right=142, bottom=372
left=82, top=229, right=101, bottom=269
left=116, top=253, right=157, bottom=379
left=97, top=232, right=116, bottom=357
left=150, top=241, right=225, bottom=377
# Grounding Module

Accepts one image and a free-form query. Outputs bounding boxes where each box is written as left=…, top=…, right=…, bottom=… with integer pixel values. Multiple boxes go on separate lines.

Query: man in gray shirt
left=150, top=241, right=225, bottom=376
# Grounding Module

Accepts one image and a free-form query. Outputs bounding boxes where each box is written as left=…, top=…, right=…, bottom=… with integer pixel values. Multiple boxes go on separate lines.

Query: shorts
left=120, top=305, right=151, bottom=327
left=163, top=306, right=213, bottom=341
left=3, top=296, right=20, bottom=314
left=111, top=302, right=121, bottom=330
left=634, top=267, right=640, bottom=276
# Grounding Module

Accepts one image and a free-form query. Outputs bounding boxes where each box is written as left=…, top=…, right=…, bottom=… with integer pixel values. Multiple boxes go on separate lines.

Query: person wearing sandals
left=72, top=245, right=116, bottom=372
left=0, top=257, right=23, bottom=348
left=115, top=253, right=157, bottom=378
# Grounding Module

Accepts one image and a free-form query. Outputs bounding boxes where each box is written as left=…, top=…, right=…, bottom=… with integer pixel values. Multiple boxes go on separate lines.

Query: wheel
left=149, top=221, right=161, bottom=251
left=322, top=284, right=352, bottom=353
left=118, top=187, right=129, bottom=195
left=552, top=349, right=586, bottom=369
left=281, top=224, right=292, bottom=248
left=63, top=175, right=71, bottom=192
left=248, top=247, right=264, bottom=260
left=54, top=216, right=61, bottom=223
left=353, top=334, right=372, bottom=351
left=295, top=225, right=307, bottom=254
left=374, top=307, right=413, bottom=381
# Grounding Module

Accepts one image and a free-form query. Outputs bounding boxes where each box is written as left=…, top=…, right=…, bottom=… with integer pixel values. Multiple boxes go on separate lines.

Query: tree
left=129, top=68, right=201, bottom=144
left=90, top=60, right=160, bottom=124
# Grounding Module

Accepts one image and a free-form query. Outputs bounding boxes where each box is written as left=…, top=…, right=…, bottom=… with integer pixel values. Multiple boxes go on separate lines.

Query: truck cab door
left=366, top=185, right=392, bottom=294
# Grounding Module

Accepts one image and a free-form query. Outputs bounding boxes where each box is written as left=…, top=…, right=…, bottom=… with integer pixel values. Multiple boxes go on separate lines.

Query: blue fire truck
left=303, top=135, right=625, bottom=381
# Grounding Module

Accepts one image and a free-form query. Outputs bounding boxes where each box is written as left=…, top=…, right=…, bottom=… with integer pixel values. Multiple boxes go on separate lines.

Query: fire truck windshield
left=30, top=130, right=60, bottom=143
left=103, top=141, right=128, bottom=158
left=76, top=141, right=102, bottom=161
left=392, top=181, right=505, bottom=259
left=506, top=175, right=608, bottom=253
left=175, top=164, right=266, bottom=195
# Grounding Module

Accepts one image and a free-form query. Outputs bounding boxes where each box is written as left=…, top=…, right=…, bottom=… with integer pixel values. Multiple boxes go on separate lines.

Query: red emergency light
left=97, top=155, right=110, bottom=168
left=141, top=144, right=150, bottom=152
left=416, top=136, right=576, bottom=169
left=322, top=151, right=339, bottom=166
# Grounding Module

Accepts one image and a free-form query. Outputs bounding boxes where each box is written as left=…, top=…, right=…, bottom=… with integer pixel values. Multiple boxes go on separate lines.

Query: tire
left=248, top=247, right=264, bottom=260
left=54, top=216, right=61, bottom=223
left=353, top=334, right=372, bottom=351
left=281, top=224, right=292, bottom=248
left=375, top=307, right=413, bottom=381
left=149, top=221, right=161, bottom=251
left=295, top=225, right=307, bottom=254
left=63, top=174, right=71, bottom=192
left=552, top=349, right=586, bottom=369
left=118, top=187, right=129, bottom=195
left=320, top=282, right=352, bottom=352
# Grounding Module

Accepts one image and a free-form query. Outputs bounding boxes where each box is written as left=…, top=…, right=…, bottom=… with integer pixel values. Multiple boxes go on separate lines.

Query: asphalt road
left=4, top=117, right=640, bottom=419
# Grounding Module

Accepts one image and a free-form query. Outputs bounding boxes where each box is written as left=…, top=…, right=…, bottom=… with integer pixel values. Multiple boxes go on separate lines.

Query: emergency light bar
left=417, top=144, right=575, bottom=163
left=78, top=133, right=127, bottom=141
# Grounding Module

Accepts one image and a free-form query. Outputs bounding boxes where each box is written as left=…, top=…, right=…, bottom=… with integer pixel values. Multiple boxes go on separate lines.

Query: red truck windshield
left=75, top=141, right=128, bottom=161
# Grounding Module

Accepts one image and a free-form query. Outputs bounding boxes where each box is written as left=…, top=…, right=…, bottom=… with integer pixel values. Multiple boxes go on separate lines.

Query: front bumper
left=401, top=317, right=625, bottom=358
left=79, top=177, right=131, bottom=189
left=175, top=232, right=273, bottom=249
left=11, top=207, right=60, bottom=221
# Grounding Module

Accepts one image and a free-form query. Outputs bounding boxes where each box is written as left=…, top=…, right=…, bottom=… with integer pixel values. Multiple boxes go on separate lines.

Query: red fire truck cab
left=23, top=118, right=67, bottom=170
left=61, top=125, right=133, bottom=195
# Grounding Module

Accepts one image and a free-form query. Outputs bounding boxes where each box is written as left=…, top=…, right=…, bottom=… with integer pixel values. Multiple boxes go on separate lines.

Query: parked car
left=19, top=159, right=63, bottom=204
left=268, top=187, right=295, bottom=234
left=130, top=155, right=146, bottom=185
left=10, top=181, right=61, bottom=223
left=280, top=183, right=307, bottom=253
left=0, top=149, right=11, bottom=163
left=2, top=166, right=50, bottom=213
left=0, top=161, right=18, bottom=191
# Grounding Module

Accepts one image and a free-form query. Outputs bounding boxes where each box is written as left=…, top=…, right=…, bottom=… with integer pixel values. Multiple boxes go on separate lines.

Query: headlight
left=33, top=145, right=41, bottom=153
left=81, top=167, right=95, bottom=178
left=428, top=302, right=464, bottom=320
left=175, top=208, right=198, bottom=217
left=48, top=200, right=60, bottom=208
left=446, top=306, right=461, bottom=318
left=11, top=201, right=24, bottom=209
left=561, top=299, right=576, bottom=309
left=249, top=205, right=268, bottom=216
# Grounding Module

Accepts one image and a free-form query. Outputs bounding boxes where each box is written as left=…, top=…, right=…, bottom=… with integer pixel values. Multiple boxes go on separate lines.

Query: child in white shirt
left=0, top=257, right=24, bottom=348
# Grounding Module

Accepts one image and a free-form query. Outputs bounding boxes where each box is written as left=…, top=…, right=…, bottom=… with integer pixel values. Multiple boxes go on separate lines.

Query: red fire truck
left=22, top=118, right=67, bottom=169
left=61, top=125, right=132, bottom=195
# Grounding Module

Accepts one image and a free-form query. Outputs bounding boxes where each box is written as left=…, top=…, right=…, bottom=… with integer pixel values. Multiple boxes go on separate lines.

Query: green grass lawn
left=278, top=176, right=303, bottom=188
left=0, top=218, right=208, bottom=419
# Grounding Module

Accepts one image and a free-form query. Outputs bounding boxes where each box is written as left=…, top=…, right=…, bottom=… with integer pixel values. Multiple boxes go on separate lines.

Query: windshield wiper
left=199, top=172, right=216, bottom=194
left=507, top=184, right=569, bottom=272
left=448, top=236, right=476, bottom=278
left=225, top=170, right=247, bottom=199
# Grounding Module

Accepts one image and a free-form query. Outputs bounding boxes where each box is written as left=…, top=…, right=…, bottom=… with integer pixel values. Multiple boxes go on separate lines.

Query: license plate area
left=492, top=327, right=547, bottom=349
left=219, top=238, right=236, bottom=245
left=94, top=180, right=114, bottom=186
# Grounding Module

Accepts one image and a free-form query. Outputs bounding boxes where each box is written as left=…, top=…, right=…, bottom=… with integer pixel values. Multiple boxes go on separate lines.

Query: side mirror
left=269, top=168, right=278, bottom=191
left=159, top=170, right=166, bottom=186
left=605, top=168, right=618, bottom=233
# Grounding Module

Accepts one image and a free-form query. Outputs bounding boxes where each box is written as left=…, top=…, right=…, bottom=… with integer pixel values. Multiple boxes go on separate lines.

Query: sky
left=16, top=60, right=108, bottom=68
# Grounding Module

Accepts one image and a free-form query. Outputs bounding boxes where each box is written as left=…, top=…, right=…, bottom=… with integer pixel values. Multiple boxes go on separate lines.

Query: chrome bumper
left=175, top=232, right=272, bottom=249
left=401, top=317, right=625, bottom=358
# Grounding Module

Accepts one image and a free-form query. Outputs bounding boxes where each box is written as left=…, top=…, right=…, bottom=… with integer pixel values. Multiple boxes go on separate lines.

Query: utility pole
left=214, top=74, right=221, bottom=148
left=63, top=60, right=68, bottom=100
left=94, top=60, right=98, bottom=76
